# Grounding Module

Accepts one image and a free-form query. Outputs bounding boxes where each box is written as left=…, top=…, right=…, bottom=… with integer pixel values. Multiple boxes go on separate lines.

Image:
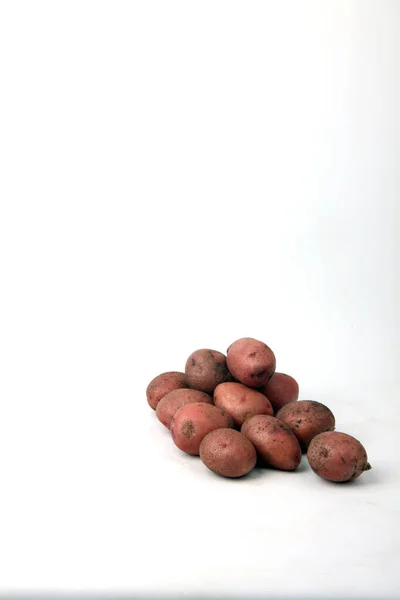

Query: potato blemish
left=181, top=419, right=195, bottom=438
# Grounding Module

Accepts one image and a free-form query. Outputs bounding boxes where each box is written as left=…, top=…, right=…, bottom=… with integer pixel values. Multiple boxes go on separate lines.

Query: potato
left=156, top=388, right=213, bottom=429
left=307, top=431, right=371, bottom=482
left=199, top=428, right=257, bottom=478
left=260, top=372, right=299, bottom=412
left=171, top=402, right=234, bottom=455
left=276, top=400, right=335, bottom=450
left=146, top=371, right=187, bottom=410
left=214, top=382, right=274, bottom=427
left=241, top=415, right=301, bottom=470
left=185, top=349, right=233, bottom=394
left=226, top=337, right=276, bottom=388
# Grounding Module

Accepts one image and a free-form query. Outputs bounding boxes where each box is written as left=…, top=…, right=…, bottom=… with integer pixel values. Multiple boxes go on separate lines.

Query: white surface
left=0, top=0, right=399, bottom=597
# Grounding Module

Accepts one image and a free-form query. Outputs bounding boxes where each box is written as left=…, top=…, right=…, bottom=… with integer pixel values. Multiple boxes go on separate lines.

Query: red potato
left=171, top=402, right=234, bottom=455
left=199, top=428, right=257, bottom=478
left=241, top=415, right=301, bottom=470
left=226, top=337, right=276, bottom=388
left=156, top=388, right=213, bottom=429
left=146, top=371, right=187, bottom=410
left=276, top=400, right=335, bottom=450
left=260, top=372, right=299, bottom=412
left=214, top=382, right=274, bottom=427
left=185, top=349, right=233, bottom=394
left=307, top=431, right=371, bottom=482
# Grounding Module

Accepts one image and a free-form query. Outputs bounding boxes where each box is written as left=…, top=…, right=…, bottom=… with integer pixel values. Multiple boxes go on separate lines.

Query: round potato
left=260, top=372, right=299, bottom=412
left=241, top=415, right=301, bottom=470
left=171, top=402, right=234, bottom=455
left=156, top=388, right=213, bottom=429
left=199, top=428, right=257, bottom=478
left=276, top=400, right=335, bottom=450
left=226, top=337, right=276, bottom=388
left=146, top=371, right=187, bottom=410
left=214, top=381, right=274, bottom=427
left=185, top=349, right=233, bottom=394
left=307, top=431, right=371, bottom=482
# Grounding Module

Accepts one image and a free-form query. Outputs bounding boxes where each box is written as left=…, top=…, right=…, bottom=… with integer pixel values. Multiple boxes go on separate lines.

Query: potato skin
left=146, top=371, right=187, bottom=410
left=307, top=431, right=371, bottom=482
left=171, top=402, right=234, bottom=455
left=226, top=338, right=276, bottom=388
left=156, top=388, right=213, bottom=429
left=260, top=372, right=299, bottom=412
left=199, top=428, right=257, bottom=478
left=241, top=415, right=301, bottom=470
left=185, top=349, right=233, bottom=394
left=214, top=382, right=274, bottom=427
left=276, top=400, right=335, bottom=450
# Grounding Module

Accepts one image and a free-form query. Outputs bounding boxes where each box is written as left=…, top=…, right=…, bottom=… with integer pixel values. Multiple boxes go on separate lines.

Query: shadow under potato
left=319, top=464, right=381, bottom=486
left=254, top=456, right=309, bottom=473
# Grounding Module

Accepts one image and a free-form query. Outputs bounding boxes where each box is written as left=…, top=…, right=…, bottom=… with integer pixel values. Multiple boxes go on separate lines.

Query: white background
left=0, top=0, right=399, bottom=598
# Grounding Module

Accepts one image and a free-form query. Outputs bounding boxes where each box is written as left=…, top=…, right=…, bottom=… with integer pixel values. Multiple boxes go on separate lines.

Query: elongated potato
left=171, top=402, right=234, bottom=455
left=307, top=431, right=371, bottom=482
left=214, top=382, right=273, bottom=427
left=260, top=372, right=299, bottom=412
left=200, top=428, right=257, bottom=478
left=156, top=388, right=213, bottom=429
left=146, top=371, right=187, bottom=410
left=276, top=400, right=335, bottom=450
left=226, top=337, right=276, bottom=388
left=241, top=415, right=301, bottom=470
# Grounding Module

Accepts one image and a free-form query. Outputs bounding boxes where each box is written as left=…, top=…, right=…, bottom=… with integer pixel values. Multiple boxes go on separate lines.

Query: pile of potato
left=147, top=337, right=371, bottom=482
